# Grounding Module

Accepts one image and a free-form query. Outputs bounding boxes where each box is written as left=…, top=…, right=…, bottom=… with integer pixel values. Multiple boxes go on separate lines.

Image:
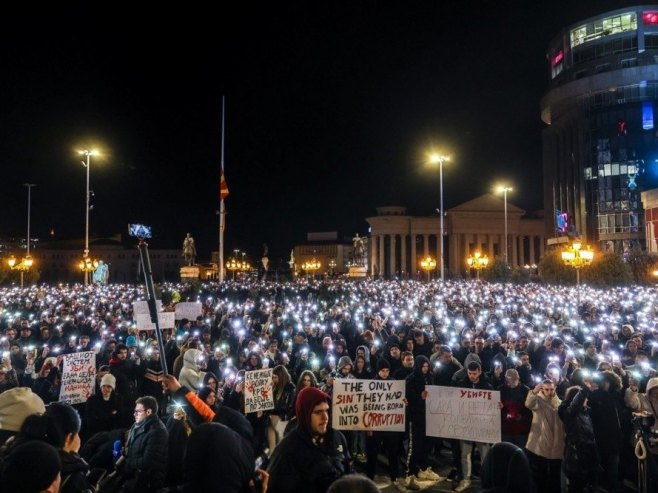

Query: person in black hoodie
left=267, top=386, right=351, bottom=493
left=558, top=384, right=599, bottom=493
left=588, top=370, right=624, bottom=493
left=182, top=422, right=259, bottom=493
left=405, top=355, right=443, bottom=488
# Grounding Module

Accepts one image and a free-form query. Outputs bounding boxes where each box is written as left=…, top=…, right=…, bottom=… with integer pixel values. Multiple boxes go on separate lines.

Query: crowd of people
left=0, top=278, right=657, bottom=492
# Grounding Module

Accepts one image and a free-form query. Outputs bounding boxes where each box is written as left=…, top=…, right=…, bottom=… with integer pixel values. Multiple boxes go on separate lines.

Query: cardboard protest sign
left=133, top=300, right=163, bottom=316
left=244, top=369, right=274, bottom=413
left=135, top=312, right=175, bottom=330
left=59, top=351, right=96, bottom=405
left=174, top=302, right=203, bottom=320
left=332, top=379, right=405, bottom=431
left=426, top=386, right=501, bottom=443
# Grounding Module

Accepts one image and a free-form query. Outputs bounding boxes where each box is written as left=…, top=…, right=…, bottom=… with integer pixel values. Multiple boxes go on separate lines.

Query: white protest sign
left=59, top=351, right=96, bottom=405
left=426, top=386, right=501, bottom=443
left=175, top=302, right=203, bottom=320
left=244, top=369, right=274, bottom=413
left=135, top=312, right=176, bottom=330
left=332, top=379, right=405, bottom=431
left=133, top=300, right=163, bottom=316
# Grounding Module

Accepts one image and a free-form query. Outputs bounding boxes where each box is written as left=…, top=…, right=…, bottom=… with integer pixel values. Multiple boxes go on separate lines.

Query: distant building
left=541, top=5, right=658, bottom=252
left=292, top=232, right=353, bottom=276
left=7, top=237, right=185, bottom=283
left=366, top=197, right=545, bottom=278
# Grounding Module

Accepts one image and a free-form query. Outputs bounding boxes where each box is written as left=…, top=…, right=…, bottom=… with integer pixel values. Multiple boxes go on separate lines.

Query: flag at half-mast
left=220, top=170, right=229, bottom=200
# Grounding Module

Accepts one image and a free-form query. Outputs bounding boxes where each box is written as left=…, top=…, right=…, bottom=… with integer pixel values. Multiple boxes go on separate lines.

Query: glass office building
left=541, top=5, right=658, bottom=253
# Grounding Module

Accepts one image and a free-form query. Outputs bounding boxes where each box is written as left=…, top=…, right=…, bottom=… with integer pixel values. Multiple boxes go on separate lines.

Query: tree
left=580, top=251, right=633, bottom=287
left=625, top=245, right=658, bottom=285
left=482, top=256, right=513, bottom=283
left=538, top=249, right=575, bottom=284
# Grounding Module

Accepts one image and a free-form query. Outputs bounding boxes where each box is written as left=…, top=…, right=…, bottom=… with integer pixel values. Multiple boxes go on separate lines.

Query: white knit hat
left=100, top=373, right=116, bottom=390
left=0, top=387, right=46, bottom=433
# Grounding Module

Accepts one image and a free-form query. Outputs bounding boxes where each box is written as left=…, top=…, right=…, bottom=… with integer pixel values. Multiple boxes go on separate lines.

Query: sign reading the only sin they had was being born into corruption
left=425, top=386, right=502, bottom=443
left=332, top=379, right=406, bottom=431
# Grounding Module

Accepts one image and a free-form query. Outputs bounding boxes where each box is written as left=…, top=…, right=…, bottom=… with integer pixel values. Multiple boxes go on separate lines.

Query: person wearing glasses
left=122, top=396, right=168, bottom=492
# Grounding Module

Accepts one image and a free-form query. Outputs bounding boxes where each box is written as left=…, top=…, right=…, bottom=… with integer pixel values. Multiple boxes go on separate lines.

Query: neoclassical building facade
left=366, top=195, right=546, bottom=278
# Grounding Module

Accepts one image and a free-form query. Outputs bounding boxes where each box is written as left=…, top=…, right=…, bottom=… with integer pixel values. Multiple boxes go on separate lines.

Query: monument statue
left=352, top=233, right=366, bottom=267
left=182, top=233, right=197, bottom=266
left=92, top=260, right=109, bottom=285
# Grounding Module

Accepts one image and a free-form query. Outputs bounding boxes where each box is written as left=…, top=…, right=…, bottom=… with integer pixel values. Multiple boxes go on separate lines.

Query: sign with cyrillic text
left=59, top=351, right=96, bottom=405
left=426, top=386, right=501, bottom=443
left=133, top=300, right=163, bottom=316
left=244, top=369, right=274, bottom=414
left=332, top=379, right=405, bottom=431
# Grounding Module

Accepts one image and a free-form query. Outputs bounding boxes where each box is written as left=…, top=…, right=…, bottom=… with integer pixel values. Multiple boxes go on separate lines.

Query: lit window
left=643, top=11, right=658, bottom=25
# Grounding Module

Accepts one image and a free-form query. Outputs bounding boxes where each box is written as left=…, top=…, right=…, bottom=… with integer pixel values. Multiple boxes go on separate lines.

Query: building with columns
left=366, top=195, right=546, bottom=278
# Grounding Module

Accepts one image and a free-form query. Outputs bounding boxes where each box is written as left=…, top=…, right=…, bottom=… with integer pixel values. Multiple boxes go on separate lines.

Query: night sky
left=0, top=2, right=642, bottom=266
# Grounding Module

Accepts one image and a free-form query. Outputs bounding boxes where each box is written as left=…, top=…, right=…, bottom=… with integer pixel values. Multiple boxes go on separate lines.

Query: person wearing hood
left=453, top=360, right=494, bottom=492
left=179, top=348, right=207, bottom=391
left=486, top=353, right=508, bottom=389
left=269, top=365, right=296, bottom=451
left=525, top=379, right=564, bottom=493
left=109, top=343, right=145, bottom=408
left=558, top=384, right=599, bottom=492
left=451, top=353, right=484, bottom=384
left=625, top=376, right=658, bottom=460
left=405, top=355, right=443, bottom=489
left=267, top=386, right=351, bottom=493
left=480, top=441, right=532, bottom=493
left=336, top=356, right=355, bottom=380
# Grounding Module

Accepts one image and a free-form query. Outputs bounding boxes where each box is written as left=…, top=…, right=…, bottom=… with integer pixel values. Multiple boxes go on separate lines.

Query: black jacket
left=405, top=356, right=432, bottom=421
left=272, top=382, right=296, bottom=421
left=588, top=387, right=625, bottom=454
left=558, top=387, right=599, bottom=481
left=267, top=427, right=350, bottom=493
left=84, top=391, right=125, bottom=439
left=59, top=450, right=94, bottom=493
left=124, top=414, right=168, bottom=490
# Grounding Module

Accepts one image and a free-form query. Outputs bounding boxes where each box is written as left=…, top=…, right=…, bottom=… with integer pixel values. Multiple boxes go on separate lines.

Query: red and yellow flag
left=220, top=171, right=229, bottom=200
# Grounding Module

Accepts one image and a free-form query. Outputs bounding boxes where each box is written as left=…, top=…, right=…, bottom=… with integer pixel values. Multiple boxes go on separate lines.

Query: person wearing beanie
left=109, top=342, right=145, bottom=412
left=0, top=440, right=62, bottom=492
left=84, top=372, right=126, bottom=439
left=267, top=386, right=351, bottom=493
left=0, top=386, right=46, bottom=444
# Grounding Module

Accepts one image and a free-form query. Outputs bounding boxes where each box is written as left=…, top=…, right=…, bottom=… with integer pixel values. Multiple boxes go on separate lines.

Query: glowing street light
left=420, top=256, right=437, bottom=281
left=466, top=251, right=489, bottom=280
left=79, top=149, right=100, bottom=286
left=302, top=258, right=321, bottom=280
left=429, top=154, right=450, bottom=281
left=561, top=241, right=594, bottom=309
left=496, top=185, right=513, bottom=264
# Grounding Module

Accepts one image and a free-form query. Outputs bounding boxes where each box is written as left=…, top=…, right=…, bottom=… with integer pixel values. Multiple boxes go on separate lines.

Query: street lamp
left=79, top=149, right=100, bottom=286
left=466, top=251, right=489, bottom=280
left=226, top=257, right=251, bottom=280
left=301, top=258, right=321, bottom=280
left=429, top=154, right=450, bottom=281
left=7, top=184, right=37, bottom=288
left=496, top=186, right=513, bottom=264
left=420, top=256, right=436, bottom=281
left=561, top=241, right=594, bottom=309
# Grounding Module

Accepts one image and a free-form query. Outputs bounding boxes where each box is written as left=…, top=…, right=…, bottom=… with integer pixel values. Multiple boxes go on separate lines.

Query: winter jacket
left=589, top=387, right=624, bottom=454
left=267, top=427, right=350, bottom=493
left=558, top=387, right=599, bottom=481
left=59, top=450, right=94, bottom=493
left=624, top=377, right=658, bottom=455
left=405, top=356, right=432, bottom=422
left=498, top=384, right=531, bottom=436
left=84, top=391, right=126, bottom=438
left=272, top=382, right=296, bottom=421
left=525, top=391, right=564, bottom=460
left=179, top=349, right=206, bottom=391
left=124, top=414, right=169, bottom=490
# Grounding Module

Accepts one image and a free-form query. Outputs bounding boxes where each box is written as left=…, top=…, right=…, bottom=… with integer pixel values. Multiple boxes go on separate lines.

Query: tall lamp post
left=420, top=256, right=436, bottom=281
left=466, top=251, right=489, bottom=280
left=496, top=186, right=512, bottom=264
left=430, top=154, right=450, bottom=281
left=302, top=258, right=321, bottom=280
left=79, top=149, right=99, bottom=286
left=561, top=241, right=594, bottom=310
left=7, top=184, right=36, bottom=288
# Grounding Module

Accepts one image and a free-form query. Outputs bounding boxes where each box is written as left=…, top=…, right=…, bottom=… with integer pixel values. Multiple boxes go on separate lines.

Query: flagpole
left=219, top=96, right=226, bottom=282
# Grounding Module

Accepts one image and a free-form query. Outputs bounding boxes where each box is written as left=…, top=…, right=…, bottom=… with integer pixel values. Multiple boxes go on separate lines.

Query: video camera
left=633, top=413, right=658, bottom=438
left=128, top=223, right=152, bottom=239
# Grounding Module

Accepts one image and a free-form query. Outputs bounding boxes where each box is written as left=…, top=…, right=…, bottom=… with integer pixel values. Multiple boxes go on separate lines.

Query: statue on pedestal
left=93, top=260, right=109, bottom=285
left=352, top=233, right=366, bottom=267
left=182, top=233, right=197, bottom=266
